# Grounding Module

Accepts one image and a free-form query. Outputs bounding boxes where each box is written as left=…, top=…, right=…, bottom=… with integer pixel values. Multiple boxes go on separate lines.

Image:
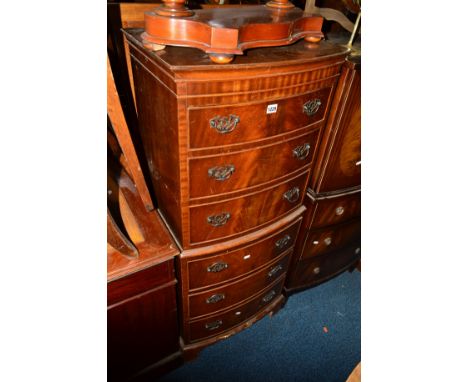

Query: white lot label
left=266, top=104, right=278, bottom=114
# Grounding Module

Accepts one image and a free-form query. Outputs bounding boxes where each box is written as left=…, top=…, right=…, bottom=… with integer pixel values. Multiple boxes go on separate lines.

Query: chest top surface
left=124, top=28, right=350, bottom=72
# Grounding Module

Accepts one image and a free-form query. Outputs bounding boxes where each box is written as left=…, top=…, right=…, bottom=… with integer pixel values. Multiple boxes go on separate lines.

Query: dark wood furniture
left=107, top=55, right=182, bottom=381
left=285, top=53, right=361, bottom=292
left=123, top=27, right=352, bottom=357
left=142, top=2, right=324, bottom=62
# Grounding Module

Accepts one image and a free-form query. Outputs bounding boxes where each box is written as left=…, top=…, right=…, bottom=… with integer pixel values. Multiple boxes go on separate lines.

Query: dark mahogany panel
left=187, top=218, right=301, bottom=290
left=188, top=253, right=290, bottom=318
left=189, top=88, right=331, bottom=149
left=308, top=191, right=361, bottom=230
left=108, top=283, right=179, bottom=381
left=189, top=171, right=308, bottom=245
left=187, top=278, right=284, bottom=342
left=189, top=130, right=319, bottom=198
left=301, top=219, right=361, bottom=260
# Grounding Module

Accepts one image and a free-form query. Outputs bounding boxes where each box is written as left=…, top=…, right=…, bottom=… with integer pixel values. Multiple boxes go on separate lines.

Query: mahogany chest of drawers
left=124, top=28, right=352, bottom=354
left=285, top=55, right=361, bottom=291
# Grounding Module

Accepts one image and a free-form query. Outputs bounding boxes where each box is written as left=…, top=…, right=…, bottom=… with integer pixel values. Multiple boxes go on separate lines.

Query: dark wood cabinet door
left=108, top=283, right=179, bottom=381
left=312, top=59, right=361, bottom=193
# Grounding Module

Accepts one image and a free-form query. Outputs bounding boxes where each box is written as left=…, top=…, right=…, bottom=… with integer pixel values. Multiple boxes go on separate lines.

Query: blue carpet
left=159, top=271, right=360, bottom=382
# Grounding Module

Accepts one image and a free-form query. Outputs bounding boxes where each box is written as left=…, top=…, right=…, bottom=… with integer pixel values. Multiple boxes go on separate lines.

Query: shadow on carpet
left=159, top=270, right=361, bottom=382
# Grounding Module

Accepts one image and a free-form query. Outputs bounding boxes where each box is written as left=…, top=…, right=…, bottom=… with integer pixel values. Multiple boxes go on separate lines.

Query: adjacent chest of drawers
left=285, top=55, right=361, bottom=292
left=124, top=28, right=350, bottom=353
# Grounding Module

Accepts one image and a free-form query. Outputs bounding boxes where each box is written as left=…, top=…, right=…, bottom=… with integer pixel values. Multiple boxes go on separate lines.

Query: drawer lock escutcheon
left=209, top=115, right=240, bottom=134
left=303, top=99, right=322, bottom=116
left=262, top=290, right=277, bottom=303
left=292, top=143, right=311, bottom=160
left=208, top=164, right=235, bottom=181
left=205, top=320, right=223, bottom=330
left=275, top=234, right=292, bottom=251
left=283, top=187, right=300, bottom=203
left=206, top=293, right=225, bottom=304
left=268, top=264, right=283, bottom=278
left=207, top=262, right=229, bottom=273
left=207, top=212, right=231, bottom=227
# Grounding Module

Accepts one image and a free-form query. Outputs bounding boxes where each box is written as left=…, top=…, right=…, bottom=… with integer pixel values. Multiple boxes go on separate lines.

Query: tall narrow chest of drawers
left=285, top=55, right=361, bottom=292
left=124, top=28, right=350, bottom=354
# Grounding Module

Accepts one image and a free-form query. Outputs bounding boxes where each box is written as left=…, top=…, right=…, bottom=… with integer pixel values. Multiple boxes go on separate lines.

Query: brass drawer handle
left=303, top=99, right=322, bottom=116
left=292, top=143, right=311, bottom=160
left=207, top=262, right=228, bottom=273
left=207, top=212, right=231, bottom=227
left=205, top=320, right=223, bottom=330
left=262, top=290, right=276, bottom=303
left=209, top=114, right=240, bottom=134
left=335, top=206, right=345, bottom=215
left=275, top=234, right=292, bottom=251
left=268, top=264, right=283, bottom=278
left=313, top=267, right=321, bottom=275
left=283, top=187, right=300, bottom=203
left=208, top=164, right=235, bottom=181
left=206, top=293, right=225, bottom=304
left=324, top=237, right=332, bottom=246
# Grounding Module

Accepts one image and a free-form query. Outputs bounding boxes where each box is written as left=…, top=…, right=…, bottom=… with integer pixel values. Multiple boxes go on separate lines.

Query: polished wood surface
left=308, top=190, right=361, bottom=229
left=188, top=130, right=319, bottom=199
left=285, top=53, right=361, bottom=293
left=124, top=29, right=354, bottom=357
left=142, top=5, right=324, bottom=58
left=301, top=218, right=360, bottom=260
left=187, top=218, right=301, bottom=290
left=285, top=243, right=359, bottom=291
left=311, top=58, right=361, bottom=192
left=187, top=254, right=289, bottom=318
left=187, top=278, right=284, bottom=342
left=188, top=171, right=308, bottom=245
left=108, top=272, right=179, bottom=381
left=188, top=88, right=330, bottom=149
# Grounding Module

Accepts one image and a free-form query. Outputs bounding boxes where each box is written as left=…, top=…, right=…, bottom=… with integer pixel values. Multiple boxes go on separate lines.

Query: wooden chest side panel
left=108, top=283, right=179, bottom=381
left=131, top=52, right=183, bottom=240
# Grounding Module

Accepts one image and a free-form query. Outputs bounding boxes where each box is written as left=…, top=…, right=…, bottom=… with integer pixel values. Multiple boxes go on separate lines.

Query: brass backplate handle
left=205, top=320, right=223, bottom=330
left=206, top=293, right=225, bottom=304
left=268, top=264, right=283, bottom=278
left=208, top=164, right=235, bottom=181
left=262, top=290, right=276, bottom=303
left=303, top=99, right=322, bottom=116
left=209, top=114, right=240, bottom=134
left=207, top=212, right=231, bottom=227
left=275, top=234, right=292, bottom=250
left=292, top=143, right=311, bottom=160
left=207, top=262, right=229, bottom=273
left=283, top=187, right=300, bottom=203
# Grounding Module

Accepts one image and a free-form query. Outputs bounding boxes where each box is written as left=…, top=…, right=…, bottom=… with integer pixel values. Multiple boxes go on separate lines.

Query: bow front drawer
left=187, top=278, right=284, bottom=342
left=188, top=87, right=332, bottom=149
left=187, top=253, right=290, bottom=319
left=189, top=130, right=319, bottom=199
left=189, top=171, right=308, bottom=245
left=187, top=218, right=301, bottom=290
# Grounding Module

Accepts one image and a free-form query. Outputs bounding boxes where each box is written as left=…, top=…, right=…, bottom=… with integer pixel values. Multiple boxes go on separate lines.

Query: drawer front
left=293, top=244, right=360, bottom=287
left=309, top=192, right=360, bottom=229
left=189, top=172, right=308, bottom=245
left=187, top=278, right=284, bottom=342
left=189, top=130, right=319, bottom=199
left=188, top=253, right=290, bottom=318
left=187, top=219, right=301, bottom=291
left=189, top=87, right=332, bottom=149
left=301, top=219, right=360, bottom=260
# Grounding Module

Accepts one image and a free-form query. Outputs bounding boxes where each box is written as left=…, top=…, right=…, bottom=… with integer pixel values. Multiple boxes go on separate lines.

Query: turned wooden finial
left=266, top=0, right=294, bottom=9
left=155, top=0, right=194, bottom=17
